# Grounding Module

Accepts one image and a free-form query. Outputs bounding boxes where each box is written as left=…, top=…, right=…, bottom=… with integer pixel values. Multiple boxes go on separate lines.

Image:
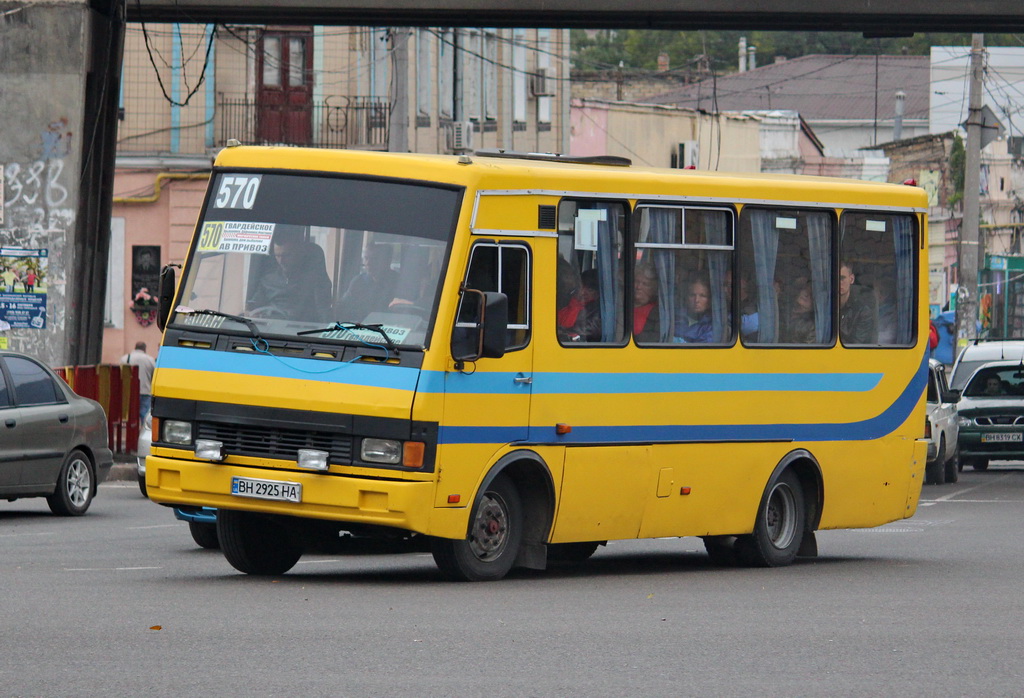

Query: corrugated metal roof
left=648, top=54, right=930, bottom=121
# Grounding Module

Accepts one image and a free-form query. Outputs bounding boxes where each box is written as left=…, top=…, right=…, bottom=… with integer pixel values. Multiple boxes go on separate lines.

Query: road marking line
left=0, top=532, right=57, bottom=538
left=128, top=524, right=181, bottom=530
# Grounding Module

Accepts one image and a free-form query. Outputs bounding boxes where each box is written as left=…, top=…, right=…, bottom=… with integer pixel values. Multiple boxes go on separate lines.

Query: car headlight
left=958, top=416, right=973, bottom=428
left=162, top=420, right=193, bottom=445
left=361, top=438, right=402, bottom=464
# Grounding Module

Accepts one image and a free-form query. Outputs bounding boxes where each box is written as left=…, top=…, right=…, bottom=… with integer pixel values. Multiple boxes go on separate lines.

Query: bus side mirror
left=452, top=288, right=507, bottom=364
left=156, top=265, right=177, bottom=331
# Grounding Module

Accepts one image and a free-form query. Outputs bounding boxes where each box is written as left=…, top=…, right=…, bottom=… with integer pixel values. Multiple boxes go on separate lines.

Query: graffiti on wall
left=0, top=119, right=76, bottom=356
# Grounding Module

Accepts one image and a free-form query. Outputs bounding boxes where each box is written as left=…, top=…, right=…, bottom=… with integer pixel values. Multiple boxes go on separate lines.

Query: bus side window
left=633, top=205, right=734, bottom=346
left=738, top=207, right=834, bottom=346
left=556, top=200, right=626, bottom=345
left=840, top=212, right=916, bottom=347
left=454, top=242, right=531, bottom=355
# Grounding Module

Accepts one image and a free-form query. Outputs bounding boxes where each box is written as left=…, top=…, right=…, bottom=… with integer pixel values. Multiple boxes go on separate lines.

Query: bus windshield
left=171, top=172, right=460, bottom=348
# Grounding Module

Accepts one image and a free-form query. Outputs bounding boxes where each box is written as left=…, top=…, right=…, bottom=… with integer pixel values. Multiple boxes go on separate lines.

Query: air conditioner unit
left=530, top=68, right=555, bottom=98
left=448, top=121, right=474, bottom=153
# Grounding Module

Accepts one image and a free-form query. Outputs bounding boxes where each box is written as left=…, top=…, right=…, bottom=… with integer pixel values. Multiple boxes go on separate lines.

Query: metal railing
left=56, top=365, right=140, bottom=454
left=217, top=95, right=389, bottom=149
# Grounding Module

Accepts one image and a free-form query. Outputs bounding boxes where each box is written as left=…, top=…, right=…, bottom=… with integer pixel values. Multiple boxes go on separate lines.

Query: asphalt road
left=2, top=465, right=1023, bottom=696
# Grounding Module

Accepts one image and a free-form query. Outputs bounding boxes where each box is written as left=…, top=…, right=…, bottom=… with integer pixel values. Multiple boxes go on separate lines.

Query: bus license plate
left=981, top=433, right=1023, bottom=443
left=231, top=477, right=302, bottom=503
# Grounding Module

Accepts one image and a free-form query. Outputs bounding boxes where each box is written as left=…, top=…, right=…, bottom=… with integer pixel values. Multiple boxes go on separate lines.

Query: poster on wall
left=0, top=247, right=48, bottom=329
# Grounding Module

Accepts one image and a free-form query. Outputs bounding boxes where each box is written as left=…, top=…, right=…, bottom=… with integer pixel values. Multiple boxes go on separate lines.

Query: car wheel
left=944, top=447, right=959, bottom=483
left=735, top=469, right=806, bottom=568
left=925, top=437, right=945, bottom=484
left=46, top=449, right=95, bottom=516
left=973, top=460, right=989, bottom=471
left=431, top=474, right=523, bottom=582
left=218, top=509, right=302, bottom=575
left=138, top=472, right=148, bottom=498
left=189, top=521, right=220, bottom=549
left=547, top=541, right=601, bottom=563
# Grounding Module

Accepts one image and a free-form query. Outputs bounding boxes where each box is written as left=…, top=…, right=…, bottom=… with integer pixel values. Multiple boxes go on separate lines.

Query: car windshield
left=171, top=172, right=460, bottom=348
left=964, top=367, right=1024, bottom=398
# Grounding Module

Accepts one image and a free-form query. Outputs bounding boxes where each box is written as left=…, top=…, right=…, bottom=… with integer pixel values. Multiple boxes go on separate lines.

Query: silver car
left=925, top=359, right=959, bottom=484
left=0, top=350, right=113, bottom=515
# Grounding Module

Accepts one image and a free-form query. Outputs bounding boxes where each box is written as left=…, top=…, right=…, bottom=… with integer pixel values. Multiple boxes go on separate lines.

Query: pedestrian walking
left=121, top=341, right=156, bottom=425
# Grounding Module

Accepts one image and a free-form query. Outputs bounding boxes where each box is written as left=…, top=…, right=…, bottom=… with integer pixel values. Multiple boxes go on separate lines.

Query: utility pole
left=957, top=33, right=985, bottom=352
left=387, top=28, right=410, bottom=153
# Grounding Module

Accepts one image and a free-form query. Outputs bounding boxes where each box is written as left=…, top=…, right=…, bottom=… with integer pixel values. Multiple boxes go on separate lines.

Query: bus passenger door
left=447, top=242, right=534, bottom=443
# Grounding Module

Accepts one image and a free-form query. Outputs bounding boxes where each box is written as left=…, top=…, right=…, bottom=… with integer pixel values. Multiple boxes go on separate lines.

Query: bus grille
left=196, top=422, right=354, bottom=463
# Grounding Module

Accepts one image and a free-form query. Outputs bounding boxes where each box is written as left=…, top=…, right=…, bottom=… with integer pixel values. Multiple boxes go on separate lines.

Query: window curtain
left=893, top=215, right=914, bottom=345
left=647, top=208, right=677, bottom=342
left=806, top=213, right=832, bottom=343
left=596, top=209, right=623, bottom=342
left=705, top=213, right=729, bottom=342
left=749, top=209, right=779, bottom=343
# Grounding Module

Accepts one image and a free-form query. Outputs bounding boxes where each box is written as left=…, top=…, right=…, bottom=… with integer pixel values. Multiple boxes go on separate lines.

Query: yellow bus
left=146, top=145, right=929, bottom=581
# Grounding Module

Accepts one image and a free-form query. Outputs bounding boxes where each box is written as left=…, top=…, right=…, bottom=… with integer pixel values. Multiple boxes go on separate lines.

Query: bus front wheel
left=218, top=510, right=302, bottom=575
left=431, top=474, right=523, bottom=582
left=736, top=469, right=806, bottom=568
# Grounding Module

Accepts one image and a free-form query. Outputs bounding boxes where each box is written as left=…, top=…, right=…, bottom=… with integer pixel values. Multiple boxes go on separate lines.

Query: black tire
left=46, top=449, right=95, bottom=516
left=431, top=474, right=523, bottom=582
left=548, top=541, right=600, bottom=563
left=736, top=469, right=806, bottom=568
left=944, top=449, right=960, bottom=483
left=925, top=438, right=945, bottom=485
left=217, top=509, right=302, bottom=575
left=702, top=536, right=739, bottom=566
left=973, top=459, right=990, bottom=471
left=189, top=521, right=220, bottom=549
left=138, top=472, right=148, bottom=498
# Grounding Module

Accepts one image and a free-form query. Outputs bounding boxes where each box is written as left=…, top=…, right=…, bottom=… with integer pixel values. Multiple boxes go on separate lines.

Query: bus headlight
left=162, top=420, right=193, bottom=445
left=361, top=438, right=402, bottom=464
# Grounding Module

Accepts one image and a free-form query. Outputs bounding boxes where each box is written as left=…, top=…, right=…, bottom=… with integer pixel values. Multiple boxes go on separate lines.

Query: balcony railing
left=217, top=95, right=389, bottom=149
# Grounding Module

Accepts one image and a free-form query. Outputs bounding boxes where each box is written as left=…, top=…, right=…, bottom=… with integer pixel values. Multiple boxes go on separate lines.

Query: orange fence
left=56, top=364, right=140, bottom=454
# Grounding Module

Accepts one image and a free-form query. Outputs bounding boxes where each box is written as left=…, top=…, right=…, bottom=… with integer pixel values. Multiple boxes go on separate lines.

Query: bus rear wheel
left=736, top=469, right=806, bottom=567
left=431, top=474, right=523, bottom=582
left=218, top=509, right=302, bottom=575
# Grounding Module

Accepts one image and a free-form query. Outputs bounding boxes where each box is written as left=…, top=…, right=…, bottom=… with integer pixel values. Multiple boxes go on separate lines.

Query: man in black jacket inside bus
left=839, top=260, right=878, bottom=345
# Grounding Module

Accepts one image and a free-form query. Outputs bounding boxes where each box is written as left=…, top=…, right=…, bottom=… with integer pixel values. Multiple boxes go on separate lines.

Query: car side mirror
left=944, top=389, right=961, bottom=404
left=451, top=288, right=508, bottom=365
left=156, top=264, right=177, bottom=330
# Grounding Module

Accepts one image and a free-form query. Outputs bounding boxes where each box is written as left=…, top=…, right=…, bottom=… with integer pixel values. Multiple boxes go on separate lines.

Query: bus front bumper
left=145, top=455, right=455, bottom=536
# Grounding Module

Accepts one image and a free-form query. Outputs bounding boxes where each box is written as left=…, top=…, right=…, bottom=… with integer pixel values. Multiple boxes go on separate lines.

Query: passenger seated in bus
left=579, top=269, right=603, bottom=341
left=674, top=276, right=713, bottom=343
left=340, top=244, right=399, bottom=321
left=633, top=262, right=661, bottom=343
left=246, top=228, right=333, bottom=321
left=786, top=281, right=816, bottom=344
left=839, top=260, right=878, bottom=344
left=556, top=257, right=586, bottom=342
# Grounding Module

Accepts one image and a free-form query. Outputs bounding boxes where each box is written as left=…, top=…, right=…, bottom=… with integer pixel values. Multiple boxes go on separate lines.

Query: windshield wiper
left=174, top=306, right=267, bottom=349
left=297, top=321, right=396, bottom=360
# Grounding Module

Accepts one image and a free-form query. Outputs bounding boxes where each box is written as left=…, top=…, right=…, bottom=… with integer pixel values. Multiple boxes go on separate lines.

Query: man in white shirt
left=121, top=341, right=156, bottom=425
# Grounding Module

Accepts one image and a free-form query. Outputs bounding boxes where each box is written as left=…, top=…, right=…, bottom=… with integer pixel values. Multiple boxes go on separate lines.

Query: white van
left=950, top=340, right=1024, bottom=391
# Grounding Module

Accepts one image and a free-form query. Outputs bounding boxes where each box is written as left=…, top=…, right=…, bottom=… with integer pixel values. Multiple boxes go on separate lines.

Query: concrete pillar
left=0, top=1, right=123, bottom=366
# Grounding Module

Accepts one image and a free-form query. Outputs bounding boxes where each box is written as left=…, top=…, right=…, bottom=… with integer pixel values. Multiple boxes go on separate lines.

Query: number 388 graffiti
left=3, top=160, right=73, bottom=231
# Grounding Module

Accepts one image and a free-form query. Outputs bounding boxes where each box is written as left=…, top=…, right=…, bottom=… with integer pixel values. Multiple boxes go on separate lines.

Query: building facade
left=105, top=24, right=572, bottom=362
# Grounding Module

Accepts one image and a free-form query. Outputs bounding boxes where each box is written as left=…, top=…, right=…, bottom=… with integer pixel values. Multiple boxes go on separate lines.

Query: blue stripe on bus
left=438, top=353, right=928, bottom=445
left=156, top=346, right=422, bottom=391
left=435, top=371, right=882, bottom=394
left=159, top=346, right=883, bottom=396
